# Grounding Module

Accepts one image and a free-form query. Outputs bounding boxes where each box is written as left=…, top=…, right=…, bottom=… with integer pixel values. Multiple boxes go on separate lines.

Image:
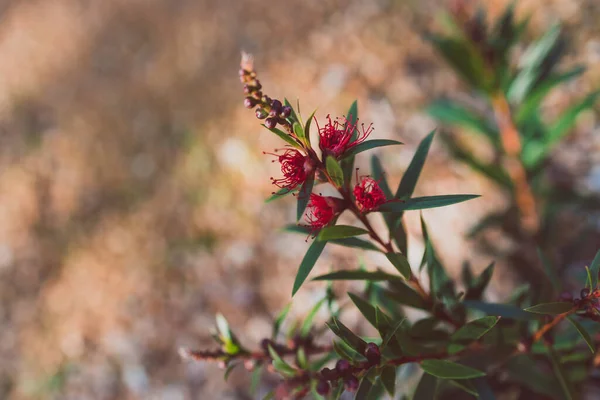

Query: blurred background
left=0, top=0, right=598, bottom=398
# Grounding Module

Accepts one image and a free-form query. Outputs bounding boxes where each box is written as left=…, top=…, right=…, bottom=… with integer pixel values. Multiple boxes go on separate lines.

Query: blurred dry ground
left=0, top=0, right=598, bottom=399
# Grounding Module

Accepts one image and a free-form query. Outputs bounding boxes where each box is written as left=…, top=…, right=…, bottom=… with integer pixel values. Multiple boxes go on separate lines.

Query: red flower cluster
left=306, top=194, right=344, bottom=232
left=267, top=149, right=314, bottom=192
left=317, top=115, right=373, bottom=158
left=354, top=177, right=387, bottom=212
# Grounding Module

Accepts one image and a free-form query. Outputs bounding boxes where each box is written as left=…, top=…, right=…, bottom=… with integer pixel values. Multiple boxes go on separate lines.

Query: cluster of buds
left=239, top=53, right=293, bottom=132
left=560, top=288, right=600, bottom=321
left=316, top=343, right=381, bottom=395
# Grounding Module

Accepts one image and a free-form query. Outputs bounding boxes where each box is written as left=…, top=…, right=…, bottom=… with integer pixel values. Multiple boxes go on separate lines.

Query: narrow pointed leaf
left=448, top=316, right=499, bottom=353
left=427, top=99, right=499, bottom=145
left=303, top=109, right=316, bottom=146
left=262, top=125, right=302, bottom=149
left=463, top=301, right=534, bottom=320
left=272, top=303, right=292, bottom=339
left=326, top=156, right=344, bottom=187
left=292, top=240, right=327, bottom=296
left=284, top=98, right=299, bottom=123
left=265, top=187, right=297, bottom=203
left=421, top=360, right=485, bottom=379
left=327, top=318, right=367, bottom=354
left=385, top=281, right=429, bottom=310
left=296, top=176, right=315, bottom=221
left=328, top=237, right=379, bottom=251
left=382, top=318, right=406, bottom=348
left=385, top=252, right=411, bottom=279
left=567, top=317, right=595, bottom=353
left=267, top=345, right=296, bottom=377
left=381, top=366, right=396, bottom=396
left=548, top=347, right=574, bottom=400
left=317, top=225, right=369, bottom=241
left=537, top=248, right=560, bottom=293
left=300, top=298, right=326, bottom=337
left=341, top=101, right=358, bottom=187
left=465, top=262, right=495, bottom=300
left=396, top=130, right=435, bottom=199
left=379, top=194, right=480, bottom=212
left=312, top=269, right=401, bottom=282
left=354, top=369, right=375, bottom=400
left=590, top=249, right=600, bottom=289
left=348, top=293, right=378, bottom=329
left=413, top=373, right=437, bottom=400
left=525, top=302, right=573, bottom=315
left=340, top=139, right=403, bottom=159
left=371, top=155, right=393, bottom=198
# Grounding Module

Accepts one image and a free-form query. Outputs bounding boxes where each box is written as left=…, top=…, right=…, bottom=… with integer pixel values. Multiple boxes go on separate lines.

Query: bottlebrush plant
left=179, top=12, right=600, bottom=400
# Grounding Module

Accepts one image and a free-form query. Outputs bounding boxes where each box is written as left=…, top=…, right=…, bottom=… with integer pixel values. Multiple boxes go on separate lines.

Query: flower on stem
left=353, top=176, right=387, bottom=212
left=266, top=149, right=315, bottom=192
left=316, top=115, right=373, bottom=158
left=305, top=194, right=345, bottom=233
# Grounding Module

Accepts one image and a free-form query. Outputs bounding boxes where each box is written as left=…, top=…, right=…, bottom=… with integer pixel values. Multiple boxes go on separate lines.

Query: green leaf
left=586, top=266, right=593, bottom=290
left=463, top=301, right=534, bottom=320
left=538, top=248, right=560, bottom=294
left=272, top=303, right=292, bottom=339
left=547, top=91, right=600, bottom=144
left=371, top=155, right=393, bottom=198
left=313, top=269, right=401, bottom=282
left=300, top=298, right=326, bottom=337
left=567, top=317, right=595, bottom=353
left=303, top=109, right=317, bottom=146
left=385, top=281, right=429, bottom=310
left=378, top=195, right=480, bottom=212
left=385, top=252, right=412, bottom=279
left=296, top=176, right=314, bottom=222
left=293, top=122, right=305, bottom=143
left=382, top=318, right=406, bottom=348
left=420, top=360, right=485, bottom=380
left=548, top=347, right=575, bottom=400
left=250, top=365, right=263, bottom=395
left=224, top=362, right=237, bottom=382
left=292, top=240, right=327, bottom=296
left=380, top=366, right=396, bottom=397
left=395, top=130, right=435, bottom=199
left=348, top=292, right=378, bottom=329
left=262, top=125, right=302, bottom=149
left=590, top=249, right=600, bottom=289
left=340, top=139, right=403, bottom=159
left=284, top=98, right=300, bottom=123
left=326, top=156, right=344, bottom=187
left=341, top=101, right=359, bottom=187
left=428, top=35, right=488, bottom=90
left=413, top=373, right=437, bottom=400
left=465, top=262, right=495, bottom=300
left=267, top=345, right=296, bottom=377
left=265, top=187, right=297, bottom=203
left=317, top=225, right=369, bottom=241
left=448, top=316, right=499, bottom=354
left=346, top=100, right=358, bottom=127
left=355, top=369, right=375, bottom=400
left=525, top=302, right=573, bottom=315
left=473, top=377, right=496, bottom=400
left=329, top=237, right=380, bottom=251
left=448, top=380, right=478, bottom=397
left=426, top=100, right=499, bottom=145
left=328, top=318, right=367, bottom=354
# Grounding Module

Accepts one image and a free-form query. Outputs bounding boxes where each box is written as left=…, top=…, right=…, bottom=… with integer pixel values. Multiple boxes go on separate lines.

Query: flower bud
left=244, top=97, right=256, bottom=109
left=335, top=359, right=351, bottom=375
left=344, top=375, right=359, bottom=392
left=255, top=108, right=268, bottom=120
left=281, top=106, right=292, bottom=118
left=265, top=117, right=277, bottom=129
left=320, top=367, right=337, bottom=381
left=364, top=342, right=381, bottom=364
left=316, top=379, right=330, bottom=396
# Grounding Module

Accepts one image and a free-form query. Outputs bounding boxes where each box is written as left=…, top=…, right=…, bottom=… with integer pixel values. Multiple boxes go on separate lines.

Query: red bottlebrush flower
left=353, top=176, right=387, bottom=212
left=316, top=115, right=373, bottom=158
left=267, top=149, right=314, bottom=192
left=306, top=194, right=344, bottom=232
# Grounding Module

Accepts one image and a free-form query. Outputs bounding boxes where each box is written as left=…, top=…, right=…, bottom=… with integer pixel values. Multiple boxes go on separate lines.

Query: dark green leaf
left=395, top=130, right=435, bottom=199
left=300, top=298, right=325, bottom=337
left=413, top=373, right=437, bottom=400
left=348, top=293, right=378, bottom=329
left=465, top=262, right=495, bottom=300
left=537, top=248, right=560, bottom=294
left=354, top=369, right=375, bottom=400
left=379, top=195, right=480, bottom=212
left=340, top=140, right=403, bottom=159
left=224, top=362, right=237, bottom=382
left=463, top=301, right=534, bottom=320
left=420, top=360, right=485, bottom=379
left=317, top=225, right=369, bottom=241
left=272, top=303, right=292, bottom=339
left=381, top=366, right=396, bottom=396
left=428, top=35, right=489, bottom=89
left=427, top=100, right=499, bottom=145
left=448, top=317, right=499, bottom=354
left=371, top=155, right=393, bottom=198
left=329, top=237, right=380, bottom=251
left=341, top=101, right=359, bottom=187
left=586, top=266, right=593, bottom=290
left=548, top=347, right=575, bottom=400
left=525, top=302, right=573, bottom=315
left=262, top=124, right=302, bottom=149
left=567, top=317, right=595, bottom=353
left=296, top=176, right=315, bottom=222
left=292, top=240, right=327, bottom=296
left=265, top=187, right=297, bottom=203
left=326, top=156, right=344, bottom=187
left=303, top=109, right=316, bottom=146
left=346, top=100, right=358, bottom=127
left=382, top=318, right=406, bottom=348
left=385, top=252, right=412, bottom=279
left=327, top=318, right=367, bottom=354
left=590, top=249, right=600, bottom=289
left=448, top=380, right=478, bottom=397
left=385, top=281, right=429, bottom=310
left=313, top=269, right=401, bottom=282
left=473, top=377, right=496, bottom=400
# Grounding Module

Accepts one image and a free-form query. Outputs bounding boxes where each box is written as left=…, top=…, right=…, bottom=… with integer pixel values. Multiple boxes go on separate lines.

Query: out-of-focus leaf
left=296, top=176, right=314, bottom=221
left=547, top=91, right=600, bottom=143
left=327, top=318, right=367, bottom=354
left=395, top=130, right=435, bottom=200
left=378, top=195, right=480, bottom=212
left=473, top=377, right=496, bottom=400
left=427, top=100, right=499, bottom=145
left=508, top=24, right=561, bottom=103
left=224, top=362, right=237, bottom=382
left=590, top=249, right=600, bottom=289
left=341, top=101, right=359, bottom=187
left=317, top=225, right=369, bottom=241
left=250, top=365, right=263, bottom=395
left=586, top=266, right=593, bottom=290
left=385, top=281, right=429, bottom=310
left=313, top=269, right=401, bottom=282
left=371, top=155, right=393, bottom=198
left=567, top=317, right=595, bottom=353
left=448, top=317, right=499, bottom=354
left=381, top=366, right=396, bottom=397
left=326, top=156, right=344, bottom=187
left=516, top=66, right=586, bottom=123
left=272, top=303, right=292, bottom=339
left=463, top=301, right=534, bottom=320
left=348, top=293, right=378, bottom=329
left=262, top=124, right=302, bottom=149
left=548, top=347, right=575, bottom=400
left=292, top=240, right=327, bottom=296
left=448, top=380, right=478, bottom=397
left=537, top=248, right=560, bottom=294
left=341, top=139, right=403, bottom=159
left=524, top=302, right=573, bottom=315
left=268, top=345, right=296, bottom=377
left=262, top=390, right=274, bottom=400
left=300, top=298, right=325, bottom=337
left=413, top=373, right=437, bottom=400
left=420, top=360, right=485, bottom=379
left=265, top=187, right=297, bottom=203
left=385, top=252, right=412, bottom=279
left=465, top=262, right=495, bottom=300
left=507, top=354, right=561, bottom=398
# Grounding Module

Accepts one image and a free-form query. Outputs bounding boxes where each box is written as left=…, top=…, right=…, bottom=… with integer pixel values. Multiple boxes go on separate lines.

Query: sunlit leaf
left=317, top=225, right=369, bottom=241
